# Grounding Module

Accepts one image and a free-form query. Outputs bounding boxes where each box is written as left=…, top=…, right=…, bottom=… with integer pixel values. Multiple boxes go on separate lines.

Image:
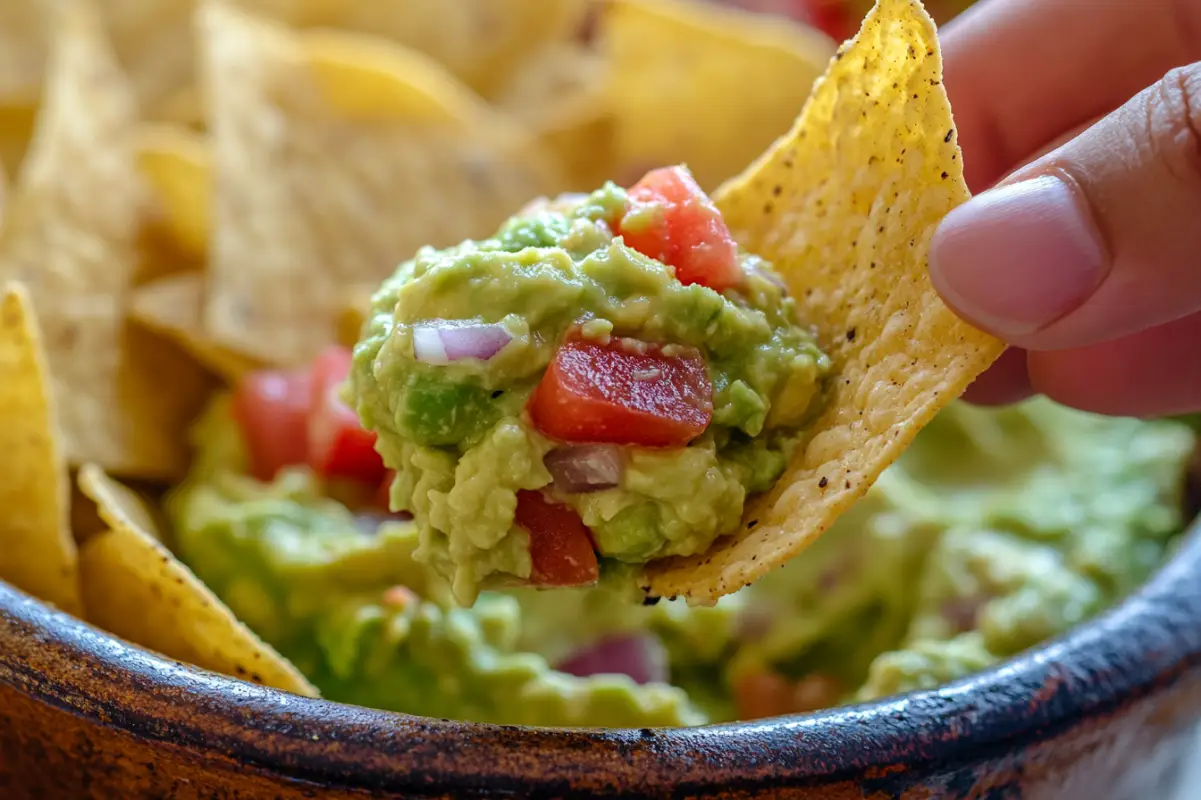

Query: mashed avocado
left=349, top=182, right=831, bottom=603
left=167, top=396, right=1195, bottom=726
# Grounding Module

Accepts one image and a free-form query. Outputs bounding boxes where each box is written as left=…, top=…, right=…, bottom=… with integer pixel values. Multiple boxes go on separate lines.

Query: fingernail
left=929, top=174, right=1109, bottom=338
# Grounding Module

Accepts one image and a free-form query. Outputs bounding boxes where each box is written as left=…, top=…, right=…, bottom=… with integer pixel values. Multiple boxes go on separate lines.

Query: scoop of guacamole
left=349, top=179, right=830, bottom=603
left=167, top=393, right=1195, bottom=726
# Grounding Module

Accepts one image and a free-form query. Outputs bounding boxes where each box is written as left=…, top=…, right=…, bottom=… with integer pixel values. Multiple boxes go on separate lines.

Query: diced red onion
left=354, top=511, right=414, bottom=535
left=747, top=261, right=788, bottom=291
left=557, top=634, right=668, bottom=685
left=544, top=445, right=624, bottom=494
left=412, top=323, right=512, bottom=365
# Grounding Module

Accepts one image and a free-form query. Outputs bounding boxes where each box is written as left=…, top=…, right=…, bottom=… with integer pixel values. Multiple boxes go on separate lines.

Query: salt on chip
left=0, top=284, right=81, bottom=616
left=200, top=3, right=561, bottom=366
left=602, top=0, right=836, bottom=190
left=130, top=272, right=263, bottom=383
left=135, top=124, right=211, bottom=259
left=643, top=0, right=1004, bottom=603
left=0, top=0, right=210, bottom=479
left=78, top=514, right=319, bottom=697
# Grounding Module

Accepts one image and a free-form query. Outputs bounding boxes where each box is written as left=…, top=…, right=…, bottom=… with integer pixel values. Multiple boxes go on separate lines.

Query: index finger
left=941, top=0, right=1201, bottom=190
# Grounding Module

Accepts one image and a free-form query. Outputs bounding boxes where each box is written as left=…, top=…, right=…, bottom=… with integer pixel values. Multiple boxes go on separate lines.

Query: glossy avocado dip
left=167, top=394, right=1196, bottom=726
left=349, top=169, right=832, bottom=604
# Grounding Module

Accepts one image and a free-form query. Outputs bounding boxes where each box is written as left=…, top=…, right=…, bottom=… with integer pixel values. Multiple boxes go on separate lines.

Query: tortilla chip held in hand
left=642, top=0, right=1004, bottom=602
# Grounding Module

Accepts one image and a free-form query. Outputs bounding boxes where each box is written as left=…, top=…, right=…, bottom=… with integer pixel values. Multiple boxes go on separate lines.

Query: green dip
left=349, top=183, right=831, bottom=603
left=167, top=396, right=1195, bottom=726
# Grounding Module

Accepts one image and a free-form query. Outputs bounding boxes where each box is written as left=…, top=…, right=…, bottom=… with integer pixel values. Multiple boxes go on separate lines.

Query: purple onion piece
left=412, top=323, right=512, bottom=365
left=354, top=511, right=414, bottom=535
left=544, top=445, right=624, bottom=494
left=556, top=634, right=669, bottom=685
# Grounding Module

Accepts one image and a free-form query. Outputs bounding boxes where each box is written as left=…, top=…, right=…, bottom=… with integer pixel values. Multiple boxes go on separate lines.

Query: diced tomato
left=733, top=670, right=794, bottom=721
left=514, top=490, right=599, bottom=587
left=306, top=346, right=386, bottom=486
left=528, top=334, right=713, bottom=447
left=376, top=470, right=396, bottom=511
left=619, top=165, right=743, bottom=292
left=733, top=670, right=843, bottom=720
left=231, top=369, right=312, bottom=482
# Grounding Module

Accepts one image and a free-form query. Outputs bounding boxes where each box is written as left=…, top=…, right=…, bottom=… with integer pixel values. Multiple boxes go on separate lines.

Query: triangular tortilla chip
left=0, top=103, right=38, bottom=181
left=322, top=0, right=593, bottom=100
left=200, top=3, right=560, bottom=365
left=130, top=272, right=263, bottom=383
left=0, top=0, right=48, bottom=104
left=0, top=283, right=80, bottom=615
left=643, top=0, right=1004, bottom=602
left=602, top=0, right=837, bottom=190
left=79, top=506, right=319, bottom=696
left=135, top=124, right=211, bottom=259
left=77, top=463, right=165, bottom=544
left=103, top=0, right=589, bottom=128
left=494, top=42, right=618, bottom=191
left=0, top=0, right=209, bottom=479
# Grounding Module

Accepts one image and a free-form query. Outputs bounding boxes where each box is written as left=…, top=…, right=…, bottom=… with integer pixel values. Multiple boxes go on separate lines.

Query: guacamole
left=167, top=395, right=1195, bottom=726
left=349, top=172, right=831, bottom=603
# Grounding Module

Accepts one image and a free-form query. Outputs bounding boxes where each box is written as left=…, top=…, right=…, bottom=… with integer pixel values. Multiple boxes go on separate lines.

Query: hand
left=930, top=0, right=1201, bottom=417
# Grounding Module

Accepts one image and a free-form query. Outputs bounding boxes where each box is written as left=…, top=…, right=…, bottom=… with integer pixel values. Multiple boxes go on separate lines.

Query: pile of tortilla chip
left=0, top=0, right=1001, bottom=700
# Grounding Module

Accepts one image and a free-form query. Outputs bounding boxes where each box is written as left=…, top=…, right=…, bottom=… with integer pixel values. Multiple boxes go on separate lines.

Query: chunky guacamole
left=167, top=391, right=1196, bottom=726
left=349, top=171, right=831, bottom=603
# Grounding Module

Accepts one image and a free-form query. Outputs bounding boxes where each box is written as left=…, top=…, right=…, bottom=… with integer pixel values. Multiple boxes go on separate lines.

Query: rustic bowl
left=3, top=513, right=1201, bottom=799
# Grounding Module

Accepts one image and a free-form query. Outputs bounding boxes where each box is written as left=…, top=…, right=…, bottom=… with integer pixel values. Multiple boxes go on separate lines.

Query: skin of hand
left=930, top=0, right=1201, bottom=417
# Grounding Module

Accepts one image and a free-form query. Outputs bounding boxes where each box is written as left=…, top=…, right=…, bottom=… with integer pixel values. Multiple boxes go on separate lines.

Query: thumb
left=929, top=63, right=1201, bottom=351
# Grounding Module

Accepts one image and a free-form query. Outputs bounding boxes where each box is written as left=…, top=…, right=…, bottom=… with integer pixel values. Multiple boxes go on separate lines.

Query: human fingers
left=930, top=63, right=1201, bottom=352
left=1025, top=311, right=1201, bottom=418
left=941, top=0, right=1201, bottom=189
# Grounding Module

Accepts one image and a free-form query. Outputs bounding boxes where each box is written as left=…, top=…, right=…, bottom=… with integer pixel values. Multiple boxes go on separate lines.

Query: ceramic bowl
left=3, top=512, right=1201, bottom=799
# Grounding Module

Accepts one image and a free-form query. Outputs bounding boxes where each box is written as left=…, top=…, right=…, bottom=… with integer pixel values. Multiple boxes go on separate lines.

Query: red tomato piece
left=619, top=165, right=743, bottom=292
left=514, top=490, right=599, bottom=587
left=307, top=346, right=386, bottom=486
left=528, top=335, right=713, bottom=447
left=376, top=470, right=396, bottom=511
left=231, top=369, right=312, bottom=482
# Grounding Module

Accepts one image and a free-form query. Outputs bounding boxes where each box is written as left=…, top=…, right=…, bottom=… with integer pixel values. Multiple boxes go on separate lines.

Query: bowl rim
left=3, top=520, right=1201, bottom=795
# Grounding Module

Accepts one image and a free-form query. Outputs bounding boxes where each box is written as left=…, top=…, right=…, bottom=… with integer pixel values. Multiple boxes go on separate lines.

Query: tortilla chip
left=602, top=0, right=837, bottom=190
left=200, top=3, right=560, bottom=366
left=130, top=272, right=263, bottom=383
left=643, top=0, right=1004, bottom=602
left=0, top=0, right=48, bottom=104
left=325, top=0, right=593, bottom=100
left=0, top=1, right=208, bottom=479
left=70, top=477, right=109, bottom=546
left=77, top=463, right=164, bottom=544
left=135, top=124, right=211, bottom=259
left=300, top=29, right=490, bottom=125
left=79, top=521, right=319, bottom=697
left=0, top=284, right=80, bottom=615
left=494, top=42, right=617, bottom=190
left=151, top=84, right=206, bottom=128
left=0, top=103, right=38, bottom=180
